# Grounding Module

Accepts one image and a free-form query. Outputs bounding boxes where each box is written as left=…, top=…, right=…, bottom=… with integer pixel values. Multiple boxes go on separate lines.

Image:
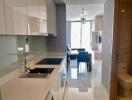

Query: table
left=68, top=50, right=78, bottom=59
left=68, top=50, right=78, bottom=55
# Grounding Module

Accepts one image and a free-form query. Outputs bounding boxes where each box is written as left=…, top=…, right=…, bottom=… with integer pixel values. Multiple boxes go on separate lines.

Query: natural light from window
left=71, top=21, right=91, bottom=51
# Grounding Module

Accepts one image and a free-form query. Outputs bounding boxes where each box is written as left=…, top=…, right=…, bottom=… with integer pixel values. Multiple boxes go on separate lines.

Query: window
left=71, top=21, right=91, bottom=51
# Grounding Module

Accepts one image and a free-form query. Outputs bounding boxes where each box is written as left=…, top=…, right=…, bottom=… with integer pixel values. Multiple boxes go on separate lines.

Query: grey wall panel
left=47, top=4, right=67, bottom=52
left=66, top=21, right=71, bottom=47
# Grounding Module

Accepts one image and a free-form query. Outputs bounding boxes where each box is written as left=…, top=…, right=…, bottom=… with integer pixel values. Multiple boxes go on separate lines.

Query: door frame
left=110, top=0, right=121, bottom=99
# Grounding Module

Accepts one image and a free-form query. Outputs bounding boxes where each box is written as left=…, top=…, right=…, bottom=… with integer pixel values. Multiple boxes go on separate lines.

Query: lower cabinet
left=57, top=58, right=67, bottom=100
left=64, top=84, right=68, bottom=100
left=45, top=76, right=58, bottom=100
left=57, top=70, right=63, bottom=100
left=50, top=77, right=58, bottom=100
left=46, top=58, right=67, bottom=100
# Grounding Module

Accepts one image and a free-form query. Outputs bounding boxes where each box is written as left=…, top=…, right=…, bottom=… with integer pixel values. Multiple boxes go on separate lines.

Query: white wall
left=102, top=0, right=115, bottom=93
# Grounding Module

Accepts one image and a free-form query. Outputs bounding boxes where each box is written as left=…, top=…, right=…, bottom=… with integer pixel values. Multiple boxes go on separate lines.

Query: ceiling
left=66, top=4, right=104, bottom=21
left=63, top=0, right=106, bottom=4
left=53, top=0, right=65, bottom=4
left=53, top=0, right=105, bottom=21
left=54, top=0, right=106, bottom=4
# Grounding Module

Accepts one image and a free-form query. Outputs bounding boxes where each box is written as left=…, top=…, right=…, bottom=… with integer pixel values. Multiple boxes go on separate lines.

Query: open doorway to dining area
left=66, top=4, right=104, bottom=72
left=65, top=3, right=109, bottom=100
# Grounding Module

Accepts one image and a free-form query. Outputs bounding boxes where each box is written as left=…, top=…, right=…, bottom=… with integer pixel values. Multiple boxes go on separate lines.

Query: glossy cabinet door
left=38, top=0, right=48, bottom=36
left=39, top=0, right=56, bottom=36
left=4, top=0, right=27, bottom=35
left=50, top=76, right=58, bottom=100
left=27, top=0, right=40, bottom=35
left=0, top=0, right=6, bottom=34
left=2, top=0, right=56, bottom=36
left=47, top=0, right=56, bottom=36
left=27, top=0, right=56, bottom=36
left=57, top=69, right=63, bottom=100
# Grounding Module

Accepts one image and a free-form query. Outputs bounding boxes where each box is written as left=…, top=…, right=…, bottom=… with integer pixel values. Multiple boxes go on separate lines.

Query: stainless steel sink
left=20, top=68, right=54, bottom=78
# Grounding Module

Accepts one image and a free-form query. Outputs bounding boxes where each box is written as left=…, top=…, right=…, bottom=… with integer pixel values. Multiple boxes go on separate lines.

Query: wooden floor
left=65, top=60, right=109, bottom=100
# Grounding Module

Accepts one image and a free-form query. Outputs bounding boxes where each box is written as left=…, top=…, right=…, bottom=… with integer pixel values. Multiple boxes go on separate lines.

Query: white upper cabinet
left=4, top=0, right=27, bottom=35
left=47, top=0, right=56, bottom=36
left=0, top=0, right=56, bottom=36
left=38, top=0, right=48, bottom=35
left=0, top=0, right=6, bottom=34
left=27, top=0, right=41, bottom=35
left=27, top=0, right=56, bottom=36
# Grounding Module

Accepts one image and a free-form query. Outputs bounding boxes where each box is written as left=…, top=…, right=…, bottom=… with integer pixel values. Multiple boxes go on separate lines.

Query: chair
left=77, top=51, right=92, bottom=72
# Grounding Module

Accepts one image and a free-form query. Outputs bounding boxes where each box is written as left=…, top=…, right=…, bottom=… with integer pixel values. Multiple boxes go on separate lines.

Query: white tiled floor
left=66, top=60, right=109, bottom=100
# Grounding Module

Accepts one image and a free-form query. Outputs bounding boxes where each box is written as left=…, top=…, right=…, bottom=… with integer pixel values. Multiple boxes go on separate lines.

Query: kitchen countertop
left=0, top=52, right=66, bottom=100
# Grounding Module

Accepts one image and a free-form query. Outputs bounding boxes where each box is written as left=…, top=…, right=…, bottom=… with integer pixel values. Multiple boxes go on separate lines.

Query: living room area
left=66, top=4, right=103, bottom=72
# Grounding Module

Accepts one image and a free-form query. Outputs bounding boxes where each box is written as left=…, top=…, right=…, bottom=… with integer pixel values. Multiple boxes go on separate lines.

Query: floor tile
left=66, top=60, right=109, bottom=100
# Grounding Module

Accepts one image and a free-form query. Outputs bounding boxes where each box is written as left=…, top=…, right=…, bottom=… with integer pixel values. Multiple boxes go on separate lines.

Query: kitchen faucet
left=23, top=37, right=30, bottom=72
left=24, top=52, right=30, bottom=72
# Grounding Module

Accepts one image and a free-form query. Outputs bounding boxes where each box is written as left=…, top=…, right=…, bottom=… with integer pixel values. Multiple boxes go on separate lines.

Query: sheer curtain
left=71, top=21, right=91, bottom=51
left=71, top=22, right=81, bottom=48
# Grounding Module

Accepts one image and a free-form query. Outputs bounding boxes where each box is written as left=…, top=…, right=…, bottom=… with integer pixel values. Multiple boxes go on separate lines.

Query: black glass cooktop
left=36, top=58, right=63, bottom=65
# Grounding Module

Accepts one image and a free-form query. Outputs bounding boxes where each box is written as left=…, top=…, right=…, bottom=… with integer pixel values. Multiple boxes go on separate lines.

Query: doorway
left=116, top=0, right=132, bottom=99
left=66, top=4, right=108, bottom=100
left=110, top=0, right=132, bottom=99
left=71, top=21, right=91, bottom=51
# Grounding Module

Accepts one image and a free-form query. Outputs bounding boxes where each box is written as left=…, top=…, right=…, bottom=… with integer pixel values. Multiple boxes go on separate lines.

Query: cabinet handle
left=27, top=23, right=31, bottom=35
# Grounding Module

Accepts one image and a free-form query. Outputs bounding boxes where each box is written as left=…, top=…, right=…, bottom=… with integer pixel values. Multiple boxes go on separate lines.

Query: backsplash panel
left=0, top=36, right=18, bottom=76
left=0, top=36, right=47, bottom=77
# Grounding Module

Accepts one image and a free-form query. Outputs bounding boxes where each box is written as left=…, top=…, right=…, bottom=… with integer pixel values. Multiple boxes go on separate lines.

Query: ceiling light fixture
left=80, top=9, right=88, bottom=23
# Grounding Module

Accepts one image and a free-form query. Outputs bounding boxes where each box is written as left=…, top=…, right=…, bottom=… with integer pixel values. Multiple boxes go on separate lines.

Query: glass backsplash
left=0, top=36, right=47, bottom=77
